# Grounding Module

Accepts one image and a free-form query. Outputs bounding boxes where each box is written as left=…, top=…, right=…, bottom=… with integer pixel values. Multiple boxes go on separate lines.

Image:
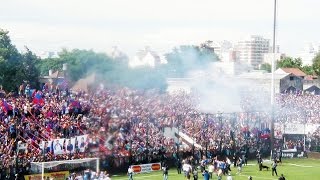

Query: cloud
left=0, top=0, right=319, bottom=57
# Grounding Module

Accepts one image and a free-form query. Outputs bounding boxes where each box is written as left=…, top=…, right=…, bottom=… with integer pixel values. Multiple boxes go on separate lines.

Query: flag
left=0, top=99, right=12, bottom=112
left=70, top=99, right=81, bottom=109
left=31, top=89, right=37, bottom=98
left=32, top=91, right=44, bottom=105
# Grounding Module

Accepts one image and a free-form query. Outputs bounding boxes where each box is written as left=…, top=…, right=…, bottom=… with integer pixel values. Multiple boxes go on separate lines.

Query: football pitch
left=111, top=158, right=320, bottom=180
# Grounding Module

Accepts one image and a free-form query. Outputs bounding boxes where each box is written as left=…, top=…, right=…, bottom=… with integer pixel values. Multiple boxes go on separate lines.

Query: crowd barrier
left=131, top=163, right=161, bottom=174
left=24, top=171, right=69, bottom=180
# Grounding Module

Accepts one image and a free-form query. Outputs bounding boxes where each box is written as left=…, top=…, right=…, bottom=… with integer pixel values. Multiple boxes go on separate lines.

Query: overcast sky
left=0, top=0, right=319, bottom=57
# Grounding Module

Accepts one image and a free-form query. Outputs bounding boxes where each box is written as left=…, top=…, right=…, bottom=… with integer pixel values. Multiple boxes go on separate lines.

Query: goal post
left=30, top=158, right=100, bottom=180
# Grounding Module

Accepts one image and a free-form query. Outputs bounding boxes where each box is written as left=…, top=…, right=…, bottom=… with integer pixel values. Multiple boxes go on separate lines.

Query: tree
left=0, top=29, right=43, bottom=91
left=37, top=57, right=65, bottom=76
left=39, top=49, right=116, bottom=81
left=301, top=65, right=315, bottom=76
left=260, top=63, right=271, bottom=72
left=20, top=47, right=40, bottom=88
left=313, top=53, right=320, bottom=76
left=0, top=29, right=23, bottom=91
left=276, top=56, right=316, bottom=76
left=277, top=57, right=302, bottom=69
left=39, top=48, right=167, bottom=90
left=165, top=43, right=219, bottom=77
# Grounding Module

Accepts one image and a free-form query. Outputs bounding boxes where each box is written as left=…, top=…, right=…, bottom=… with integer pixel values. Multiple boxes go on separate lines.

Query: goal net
left=30, top=158, right=100, bottom=179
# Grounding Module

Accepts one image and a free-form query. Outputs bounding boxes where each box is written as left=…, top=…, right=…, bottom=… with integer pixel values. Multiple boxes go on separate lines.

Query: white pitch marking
left=112, top=174, right=160, bottom=180
left=239, top=174, right=278, bottom=180
left=288, top=163, right=314, bottom=168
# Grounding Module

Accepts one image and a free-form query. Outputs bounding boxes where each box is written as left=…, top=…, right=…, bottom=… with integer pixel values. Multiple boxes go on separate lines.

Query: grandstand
left=0, top=84, right=320, bottom=179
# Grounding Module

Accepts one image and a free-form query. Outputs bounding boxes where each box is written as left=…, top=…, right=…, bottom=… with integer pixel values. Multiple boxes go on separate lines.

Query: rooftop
left=276, top=68, right=306, bottom=77
left=236, top=71, right=291, bottom=80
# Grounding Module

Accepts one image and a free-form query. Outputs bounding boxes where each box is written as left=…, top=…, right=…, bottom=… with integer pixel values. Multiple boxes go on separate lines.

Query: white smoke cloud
left=186, top=63, right=270, bottom=113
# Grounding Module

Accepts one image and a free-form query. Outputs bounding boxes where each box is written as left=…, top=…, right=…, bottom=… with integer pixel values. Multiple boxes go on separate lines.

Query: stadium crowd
left=0, top=83, right=319, bottom=179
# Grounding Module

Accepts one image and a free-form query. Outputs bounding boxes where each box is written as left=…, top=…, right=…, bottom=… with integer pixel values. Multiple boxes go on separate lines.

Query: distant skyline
left=1, top=0, right=319, bottom=58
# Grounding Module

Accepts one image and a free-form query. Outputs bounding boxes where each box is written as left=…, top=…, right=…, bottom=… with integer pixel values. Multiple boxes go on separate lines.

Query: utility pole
left=270, top=0, right=277, bottom=155
left=192, top=113, right=195, bottom=159
left=232, top=113, right=236, bottom=155
left=129, top=120, right=133, bottom=165
left=205, top=114, right=209, bottom=158
left=177, top=115, right=181, bottom=158
left=146, top=116, right=149, bottom=162
left=15, top=119, right=19, bottom=178
left=217, top=112, right=223, bottom=155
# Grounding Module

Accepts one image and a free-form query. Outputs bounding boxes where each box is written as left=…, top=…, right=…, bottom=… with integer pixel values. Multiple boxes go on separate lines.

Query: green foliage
left=38, top=49, right=114, bottom=79
left=0, top=30, right=220, bottom=91
left=36, top=57, right=64, bottom=76
left=20, top=48, right=41, bottom=88
left=39, top=49, right=167, bottom=90
left=260, top=63, right=271, bottom=72
left=39, top=42, right=219, bottom=90
left=0, top=29, right=41, bottom=91
left=60, top=49, right=114, bottom=82
left=277, top=57, right=302, bottom=69
left=301, top=65, right=314, bottom=75
left=277, top=56, right=316, bottom=76
left=0, top=29, right=20, bottom=91
left=312, top=53, right=320, bottom=76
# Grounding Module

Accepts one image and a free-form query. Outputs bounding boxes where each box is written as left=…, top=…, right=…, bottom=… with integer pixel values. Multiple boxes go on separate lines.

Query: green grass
left=111, top=158, right=320, bottom=180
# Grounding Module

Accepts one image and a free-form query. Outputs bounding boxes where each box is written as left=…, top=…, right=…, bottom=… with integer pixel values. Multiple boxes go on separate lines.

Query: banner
left=24, top=171, right=69, bottom=180
left=281, top=149, right=305, bottom=158
left=284, top=123, right=305, bottom=135
left=41, top=141, right=52, bottom=154
left=274, top=123, right=308, bottom=135
left=66, top=138, right=74, bottom=153
left=41, top=135, right=88, bottom=155
left=77, top=135, right=88, bottom=152
left=52, top=138, right=66, bottom=154
left=131, top=163, right=161, bottom=174
left=88, top=135, right=100, bottom=152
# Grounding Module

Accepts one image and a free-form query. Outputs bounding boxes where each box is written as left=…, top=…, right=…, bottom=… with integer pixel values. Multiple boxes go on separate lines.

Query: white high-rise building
left=299, top=43, right=320, bottom=66
left=210, top=40, right=233, bottom=60
left=236, top=35, right=270, bottom=69
left=209, top=40, right=242, bottom=62
left=263, top=53, right=285, bottom=65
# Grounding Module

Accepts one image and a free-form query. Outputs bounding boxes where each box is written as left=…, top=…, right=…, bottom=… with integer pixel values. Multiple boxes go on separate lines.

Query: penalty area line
left=288, top=163, right=314, bottom=168
left=112, top=174, right=160, bottom=180
left=239, top=174, right=278, bottom=180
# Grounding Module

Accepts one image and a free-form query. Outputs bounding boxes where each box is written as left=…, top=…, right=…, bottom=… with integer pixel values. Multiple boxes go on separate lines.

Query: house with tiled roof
left=275, top=68, right=306, bottom=79
left=236, top=70, right=303, bottom=93
left=275, top=68, right=320, bottom=93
